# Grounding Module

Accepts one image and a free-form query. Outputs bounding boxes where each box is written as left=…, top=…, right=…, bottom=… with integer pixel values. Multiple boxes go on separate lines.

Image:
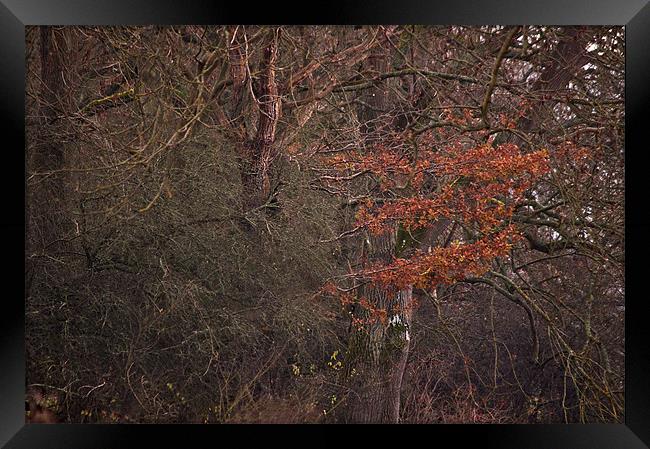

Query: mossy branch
left=80, top=87, right=135, bottom=115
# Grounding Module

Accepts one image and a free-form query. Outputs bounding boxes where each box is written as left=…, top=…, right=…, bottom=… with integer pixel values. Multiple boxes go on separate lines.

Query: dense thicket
left=26, top=25, right=623, bottom=423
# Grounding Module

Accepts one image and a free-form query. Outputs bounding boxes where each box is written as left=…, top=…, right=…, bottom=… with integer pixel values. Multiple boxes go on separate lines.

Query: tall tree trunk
left=342, top=230, right=414, bottom=423
left=26, top=26, right=70, bottom=341
left=495, top=27, right=590, bottom=146
left=241, top=29, right=282, bottom=212
left=340, top=39, right=414, bottom=423
left=28, top=26, right=68, bottom=252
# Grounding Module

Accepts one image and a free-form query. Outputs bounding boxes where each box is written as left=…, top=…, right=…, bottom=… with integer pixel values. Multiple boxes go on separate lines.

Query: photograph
left=24, top=24, right=626, bottom=425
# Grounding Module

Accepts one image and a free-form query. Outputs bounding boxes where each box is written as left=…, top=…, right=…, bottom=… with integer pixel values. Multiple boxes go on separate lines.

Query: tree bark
left=29, top=26, right=68, bottom=251
left=495, top=27, right=590, bottom=145
left=342, top=231, right=414, bottom=423
left=341, top=40, right=415, bottom=423
left=241, top=29, right=282, bottom=211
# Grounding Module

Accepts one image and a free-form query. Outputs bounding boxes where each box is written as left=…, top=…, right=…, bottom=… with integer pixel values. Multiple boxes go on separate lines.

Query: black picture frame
left=2, top=1, right=648, bottom=447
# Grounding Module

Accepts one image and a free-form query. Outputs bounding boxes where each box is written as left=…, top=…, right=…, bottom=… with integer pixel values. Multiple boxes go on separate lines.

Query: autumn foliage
left=326, top=134, right=549, bottom=291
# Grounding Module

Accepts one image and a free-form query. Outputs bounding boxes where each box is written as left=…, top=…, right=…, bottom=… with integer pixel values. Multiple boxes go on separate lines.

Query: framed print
left=1, top=0, right=648, bottom=447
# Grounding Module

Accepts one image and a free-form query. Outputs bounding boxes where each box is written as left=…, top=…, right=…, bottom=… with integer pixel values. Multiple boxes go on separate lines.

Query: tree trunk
left=28, top=26, right=68, bottom=252
left=338, top=39, right=417, bottom=423
left=495, top=27, right=590, bottom=146
left=341, top=231, right=414, bottom=423
left=241, top=29, right=282, bottom=212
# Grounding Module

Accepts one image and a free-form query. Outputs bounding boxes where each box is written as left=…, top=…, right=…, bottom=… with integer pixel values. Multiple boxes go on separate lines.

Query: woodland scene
left=26, top=25, right=624, bottom=424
